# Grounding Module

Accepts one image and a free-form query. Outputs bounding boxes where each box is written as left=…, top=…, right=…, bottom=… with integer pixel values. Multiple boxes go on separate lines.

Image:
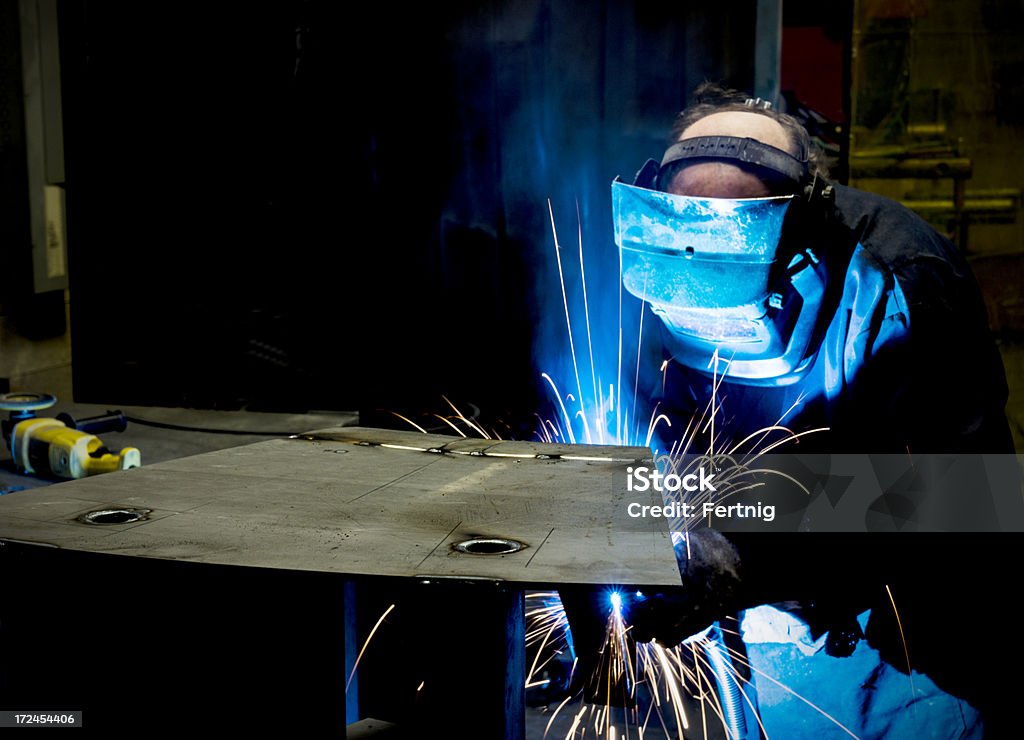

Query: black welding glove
left=629, top=531, right=882, bottom=651
left=629, top=528, right=744, bottom=645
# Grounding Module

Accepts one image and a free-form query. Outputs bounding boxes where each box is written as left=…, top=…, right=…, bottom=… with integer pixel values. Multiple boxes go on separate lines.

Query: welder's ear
left=800, top=173, right=835, bottom=208
left=631, top=159, right=661, bottom=190
left=778, top=172, right=838, bottom=254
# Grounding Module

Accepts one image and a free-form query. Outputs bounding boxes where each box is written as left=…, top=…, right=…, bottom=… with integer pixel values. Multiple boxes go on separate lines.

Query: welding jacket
left=647, top=183, right=1014, bottom=454
left=635, top=185, right=1015, bottom=737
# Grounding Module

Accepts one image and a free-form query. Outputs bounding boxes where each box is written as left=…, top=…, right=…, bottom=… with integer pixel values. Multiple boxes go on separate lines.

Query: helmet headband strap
left=658, top=135, right=808, bottom=191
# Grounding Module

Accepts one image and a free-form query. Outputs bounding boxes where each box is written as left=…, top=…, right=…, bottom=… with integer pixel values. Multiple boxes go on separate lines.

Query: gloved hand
left=629, top=528, right=744, bottom=645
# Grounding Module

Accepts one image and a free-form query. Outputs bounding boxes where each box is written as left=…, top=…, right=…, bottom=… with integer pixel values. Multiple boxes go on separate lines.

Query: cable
left=705, top=622, right=750, bottom=740
left=124, top=415, right=300, bottom=437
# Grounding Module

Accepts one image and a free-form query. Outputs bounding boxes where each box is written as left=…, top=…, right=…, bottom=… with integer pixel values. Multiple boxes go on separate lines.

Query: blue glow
left=534, top=191, right=655, bottom=448
left=532, top=178, right=816, bottom=452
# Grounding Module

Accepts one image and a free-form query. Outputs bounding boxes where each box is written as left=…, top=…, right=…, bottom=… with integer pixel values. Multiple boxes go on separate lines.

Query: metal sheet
left=0, top=427, right=679, bottom=587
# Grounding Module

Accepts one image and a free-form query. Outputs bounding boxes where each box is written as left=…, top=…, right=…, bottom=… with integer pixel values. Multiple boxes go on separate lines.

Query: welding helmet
left=612, top=135, right=831, bottom=386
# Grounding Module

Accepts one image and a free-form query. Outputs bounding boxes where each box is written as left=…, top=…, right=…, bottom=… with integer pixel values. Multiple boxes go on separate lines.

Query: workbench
left=0, top=426, right=677, bottom=738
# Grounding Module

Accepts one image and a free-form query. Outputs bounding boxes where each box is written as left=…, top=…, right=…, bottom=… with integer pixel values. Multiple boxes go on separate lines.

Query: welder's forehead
left=666, top=162, right=776, bottom=199
left=678, top=111, right=795, bottom=155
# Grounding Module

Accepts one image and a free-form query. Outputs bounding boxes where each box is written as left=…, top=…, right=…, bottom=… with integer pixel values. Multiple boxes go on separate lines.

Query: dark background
left=57, top=0, right=769, bottom=426
left=12, top=1, right=1023, bottom=443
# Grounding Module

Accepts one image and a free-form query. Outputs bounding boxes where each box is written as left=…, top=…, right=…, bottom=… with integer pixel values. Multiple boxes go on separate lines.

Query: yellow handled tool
left=12, top=417, right=140, bottom=478
left=1, top=393, right=140, bottom=480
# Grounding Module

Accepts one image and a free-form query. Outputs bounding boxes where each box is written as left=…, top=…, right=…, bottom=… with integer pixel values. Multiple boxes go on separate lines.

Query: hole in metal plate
left=452, top=538, right=525, bottom=555
left=78, top=508, right=148, bottom=525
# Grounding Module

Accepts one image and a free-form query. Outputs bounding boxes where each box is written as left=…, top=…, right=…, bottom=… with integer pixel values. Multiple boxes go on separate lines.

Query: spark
left=709, top=349, right=720, bottom=459
left=387, top=411, right=428, bottom=434
left=535, top=413, right=554, bottom=443
left=542, top=372, right=578, bottom=445
left=644, top=408, right=672, bottom=449
left=522, top=588, right=882, bottom=740
left=886, top=584, right=917, bottom=707
left=526, top=592, right=572, bottom=685
left=430, top=413, right=468, bottom=438
left=376, top=202, right=910, bottom=740
left=630, top=271, right=647, bottom=446
left=442, top=395, right=491, bottom=439
left=755, top=426, right=830, bottom=455
left=519, top=515, right=872, bottom=739
left=650, top=641, right=689, bottom=732
left=566, top=705, right=587, bottom=736
left=345, top=603, right=396, bottom=694
left=577, top=199, right=601, bottom=445
left=546, top=695, right=576, bottom=739
left=539, top=376, right=669, bottom=453
left=539, top=202, right=655, bottom=449
left=548, top=199, right=593, bottom=445
left=730, top=393, right=809, bottom=455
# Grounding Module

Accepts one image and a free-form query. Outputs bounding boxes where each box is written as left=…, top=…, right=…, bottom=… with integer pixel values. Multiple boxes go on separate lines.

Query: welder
left=615, top=82, right=1013, bottom=456
left=612, top=84, right=1017, bottom=737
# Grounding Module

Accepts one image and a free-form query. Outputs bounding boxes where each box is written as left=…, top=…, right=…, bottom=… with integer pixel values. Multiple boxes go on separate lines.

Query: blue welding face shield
left=612, top=179, right=827, bottom=386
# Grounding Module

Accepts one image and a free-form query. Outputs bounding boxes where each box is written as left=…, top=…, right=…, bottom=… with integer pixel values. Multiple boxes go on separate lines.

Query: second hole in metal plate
left=78, top=508, right=148, bottom=525
left=452, top=538, right=525, bottom=555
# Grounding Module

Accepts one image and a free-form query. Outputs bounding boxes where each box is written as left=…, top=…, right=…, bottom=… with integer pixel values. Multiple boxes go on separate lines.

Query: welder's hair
left=668, top=82, right=829, bottom=181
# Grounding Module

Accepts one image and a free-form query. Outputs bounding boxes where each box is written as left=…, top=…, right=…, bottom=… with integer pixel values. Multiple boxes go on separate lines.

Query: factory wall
left=850, top=0, right=1024, bottom=333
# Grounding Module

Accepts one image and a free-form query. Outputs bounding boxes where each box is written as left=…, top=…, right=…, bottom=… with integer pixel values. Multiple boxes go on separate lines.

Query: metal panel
left=0, top=427, right=679, bottom=587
